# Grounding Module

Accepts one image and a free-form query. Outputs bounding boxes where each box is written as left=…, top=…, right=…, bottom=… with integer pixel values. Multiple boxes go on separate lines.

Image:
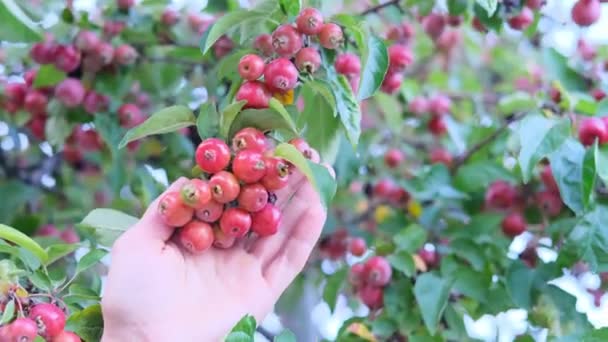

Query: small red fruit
left=295, top=47, right=321, bottom=73
left=349, top=237, right=366, bottom=257
left=472, top=17, right=487, bottom=32
left=253, top=34, right=274, bottom=56
left=428, top=115, right=447, bottom=136
left=318, top=23, right=343, bottom=49
left=51, top=330, right=81, bottom=342
left=195, top=138, right=232, bottom=174
left=380, top=72, right=403, bottom=94
left=264, top=58, right=298, bottom=91
left=335, top=53, right=361, bottom=77
left=178, top=220, right=214, bottom=254
left=54, top=45, right=81, bottom=73
left=38, top=224, right=60, bottom=238
left=485, top=180, right=517, bottom=210
left=4, top=83, right=27, bottom=107
left=430, top=148, right=453, bottom=166
left=384, top=148, right=404, bottom=168
left=74, top=31, right=100, bottom=53
left=271, top=25, right=303, bottom=57
left=592, top=89, right=606, bottom=102
left=422, top=13, right=446, bottom=40
left=235, top=81, right=271, bottom=109
left=114, top=44, right=138, bottom=65
left=117, top=0, right=134, bottom=10
left=289, top=138, right=313, bottom=159
left=232, top=127, right=267, bottom=152
left=158, top=191, right=194, bottom=227
left=215, top=37, right=234, bottom=59
left=348, top=263, right=366, bottom=286
left=161, top=9, right=180, bottom=26
left=388, top=44, right=413, bottom=72
left=103, top=20, right=126, bottom=37
left=28, top=116, right=47, bottom=140
left=578, top=117, right=608, bottom=146
left=571, top=0, right=601, bottom=27
left=238, top=183, right=269, bottom=212
left=180, top=179, right=212, bottom=209
left=251, top=203, right=281, bottom=237
left=195, top=200, right=224, bottom=223
left=117, top=103, right=145, bottom=128
left=220, top=207, right=252, bottom=238
left=429, top=94, right=451, bottom=116
left=537, top=190, right=563, bottom=217
left=408, top=97, right=429, bottom=115
left=296, top=7, right=324, bottom=35
left=540, top=164, right=559, bottom=193
left=30, top=40, right=57, bottom=64
left=213, top=226, right=236, bottom=249
left=526, top=0, right=545, bottom=10
left=549, top=87, right=562, bottom=103
left=238, top=54, right=265, bottom=81
left=55, top=78, right=85, bottom=108
left=365, top=256, right=392, bottom=287
left=502, top=212, right=527, bottom=237
left=29, top=303, right=66, bottom=338
left=232, top=150, right=267, bottom=183
left=359, top=285, right=384, bottom=309
left=373, top=179, right=397, bottom=199
left=60, top=227, right=80, bottom=244
left=209, top=171, right=240, bottom=203
left=93, top=42, right=115, bottom=65
left=508, top=7, right=534, bottom=30
left=418, top=248, right=439, bottom=268
left=261, top=157, right=290, bottom=191
left=24, top=90, right=48, bottom=114
left=83, top=91, right=109, bottom=114
left=6, top=317, right=38, bottom=342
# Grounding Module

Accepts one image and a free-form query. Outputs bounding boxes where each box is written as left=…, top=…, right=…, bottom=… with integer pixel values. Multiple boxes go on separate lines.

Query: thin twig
left=450, top=112, right=528, bottom=172
left=360, top=0, right=401, bottom=16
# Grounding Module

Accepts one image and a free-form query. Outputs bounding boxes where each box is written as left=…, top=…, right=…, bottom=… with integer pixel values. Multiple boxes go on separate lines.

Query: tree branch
left=256, top=326, right=275, bottom=341
left=450, top=112, right=528, bottom=172
left=360, top=0, right=401, bottom=16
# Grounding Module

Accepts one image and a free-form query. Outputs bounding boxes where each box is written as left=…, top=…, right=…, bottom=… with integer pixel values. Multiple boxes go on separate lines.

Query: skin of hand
left=100, top=170, right=328, bottom=342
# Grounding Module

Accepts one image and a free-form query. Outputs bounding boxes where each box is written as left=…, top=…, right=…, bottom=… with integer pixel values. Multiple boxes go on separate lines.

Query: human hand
left=100, top=171, right=327, bottom=341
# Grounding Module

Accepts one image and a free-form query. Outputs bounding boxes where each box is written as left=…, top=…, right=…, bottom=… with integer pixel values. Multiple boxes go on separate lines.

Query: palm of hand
left=102, top=173, right=326, bottom=341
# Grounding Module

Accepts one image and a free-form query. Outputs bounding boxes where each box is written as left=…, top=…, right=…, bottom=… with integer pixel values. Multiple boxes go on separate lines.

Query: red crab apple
left=384, top=148, right=404, bottom=168
left=195, top=138, right=231, bottom=174
left=238, top=54, right=265, bottom=81
left=295, top=47, right=321, bottom=73
left=571, top=0, right=601, bottom=27
left=117, top=103, right=146, bottom=128
left=210, top=171, right=241, bottom=203
left=232, top=127, right=266, bottom=153
left=348, top=237, right=367, bottom=257
left=235, top=81, right=271, bottom=109
left=55, top=78, right=85, bottom=108
left=238, top=183, right=269, bottom=213
left=261, top=157, right=289, bottom=191
left=388, top=44, right=413, bottom=72
left=253, top=34, right=273, bottom=56
left=264, top=58, right=299, bottom=91
left=508, top=7, right=534, bottom=30
left=251, top=204, right=281, bottom=237
left=485, top=180, right=518, bottom=210
left=195, top=200, right=224, bottom=223
left=296, top=7, right=324, bottom=35
left=220, top=207, right=252, bottom=238
left=318, top=23, right=343, bottom=49
left=335, top=53, right=361, bottom=76
left=578, top=117, right=608, bottom=146
left=422, top=13, right=446, bottom=40
left=271, top=24, right=303, bottom=57
left=364, top=256, right=392, bottom=286
left=29, top=303, right=66, bottom=338
left=502, top=212, right=527, bottom=237
left=158, top=191, right=193, bottom=227
left=359, top=285, right=384, bottom=309
left=178, top=220, right=214, bottom=254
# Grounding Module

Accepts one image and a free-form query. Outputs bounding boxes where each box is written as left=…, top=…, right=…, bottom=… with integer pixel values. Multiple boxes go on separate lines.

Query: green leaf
left=454, top=161, right=516, bottom=192
left=279, top=0, right=301, bottom=16
left=475, top=0, right=498, bottom=16
left=268, top=98, right=298, bottom=133
left=0, top=224, right=48, bottom=264
left=45, top=115, right=72, bottom=147
left=394, top=225, right=427, bottom=253
left=227, top=106, right=299, bottom=140
left=29, top=270, right=52, bottom=291
left=583, top=327, right=608, bottom=342
left=225, top=332, right=253, bottom=342
left=228, top=314, right=256, bottom=337
left=582, top=143, right=597, bottom=209
left=506, top=261, right=535, bottom=308
left=299, top=81, right=341, bottom=160
left=517, top=115, right=571, bottom=183
left=274, top=330, right=296, bottom=342
left=327, top=74, right=361, bottom=147
left=447, top=0, right=468, bottom=15
left=497, top=92, right=536, bottom=115
left=0, top=0, right=41, bottom=42
left=196, top=102, right=220, bottom=139
left=595, top=144, right=608, bottom=185
left=219, top=100, right=247, bottom=138
left=473, top=2, right=502, bottom=31
left=76, top=249, right=108, bottom=275
left=452, top=268, right=490, bottom=302
left=543, top=48, right=587, bottom=92
left=387, top=251, right=415, bottom=277
left=323, top=267, right=347, bottom=312
left=45, top=243, right=81, bottom=266
left=200, top=11, right=250, bottom=54
left=217, top=49, right=255, bottom=81
left=65, top=304, right=104, bottom=342
left=358, top=34, right=388, bottom=100
left=33, top=65, right=66, bottom=88
left=119, top=105, right=195, bottom=148
left=273, top=143, right=337, bottom=210
left=548, top=139, right=586, bottom=215
left=0, top=181, right=39, bottom=224
left=414, top=273, right=452, bottom=335
left=77, top=208, right=138, bottom=247
left=0, top=300, right=15, bottom=325
left=566, top=205, right=608, bottom=272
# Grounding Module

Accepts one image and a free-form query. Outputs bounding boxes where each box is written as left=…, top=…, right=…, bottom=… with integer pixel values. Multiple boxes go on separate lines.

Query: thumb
left=131, top=177, right=190, bottom=243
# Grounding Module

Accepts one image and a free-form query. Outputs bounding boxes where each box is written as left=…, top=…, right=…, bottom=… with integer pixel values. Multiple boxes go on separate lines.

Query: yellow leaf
left=273, top=89, right=294, bottom=105
left=413, top=253, right=427, bottom=272
left=407, top=200, right=422, bottom=219
left=374, top=205, right=392, bottom=223
left=347, top=323, right=377, bottom=342
left=15, top=287, right=28, bottom=298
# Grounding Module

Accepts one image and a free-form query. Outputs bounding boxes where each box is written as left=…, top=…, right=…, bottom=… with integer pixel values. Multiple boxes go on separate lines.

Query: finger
left=273, top=170, right=305, bottom=209
left=262, top=183, right=326, bottom=293
left=130, top=177, right=190, bottom=243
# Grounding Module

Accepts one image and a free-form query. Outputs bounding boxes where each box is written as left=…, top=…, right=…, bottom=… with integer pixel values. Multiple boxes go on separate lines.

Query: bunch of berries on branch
left=158, top=128, right=319, bottom=254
